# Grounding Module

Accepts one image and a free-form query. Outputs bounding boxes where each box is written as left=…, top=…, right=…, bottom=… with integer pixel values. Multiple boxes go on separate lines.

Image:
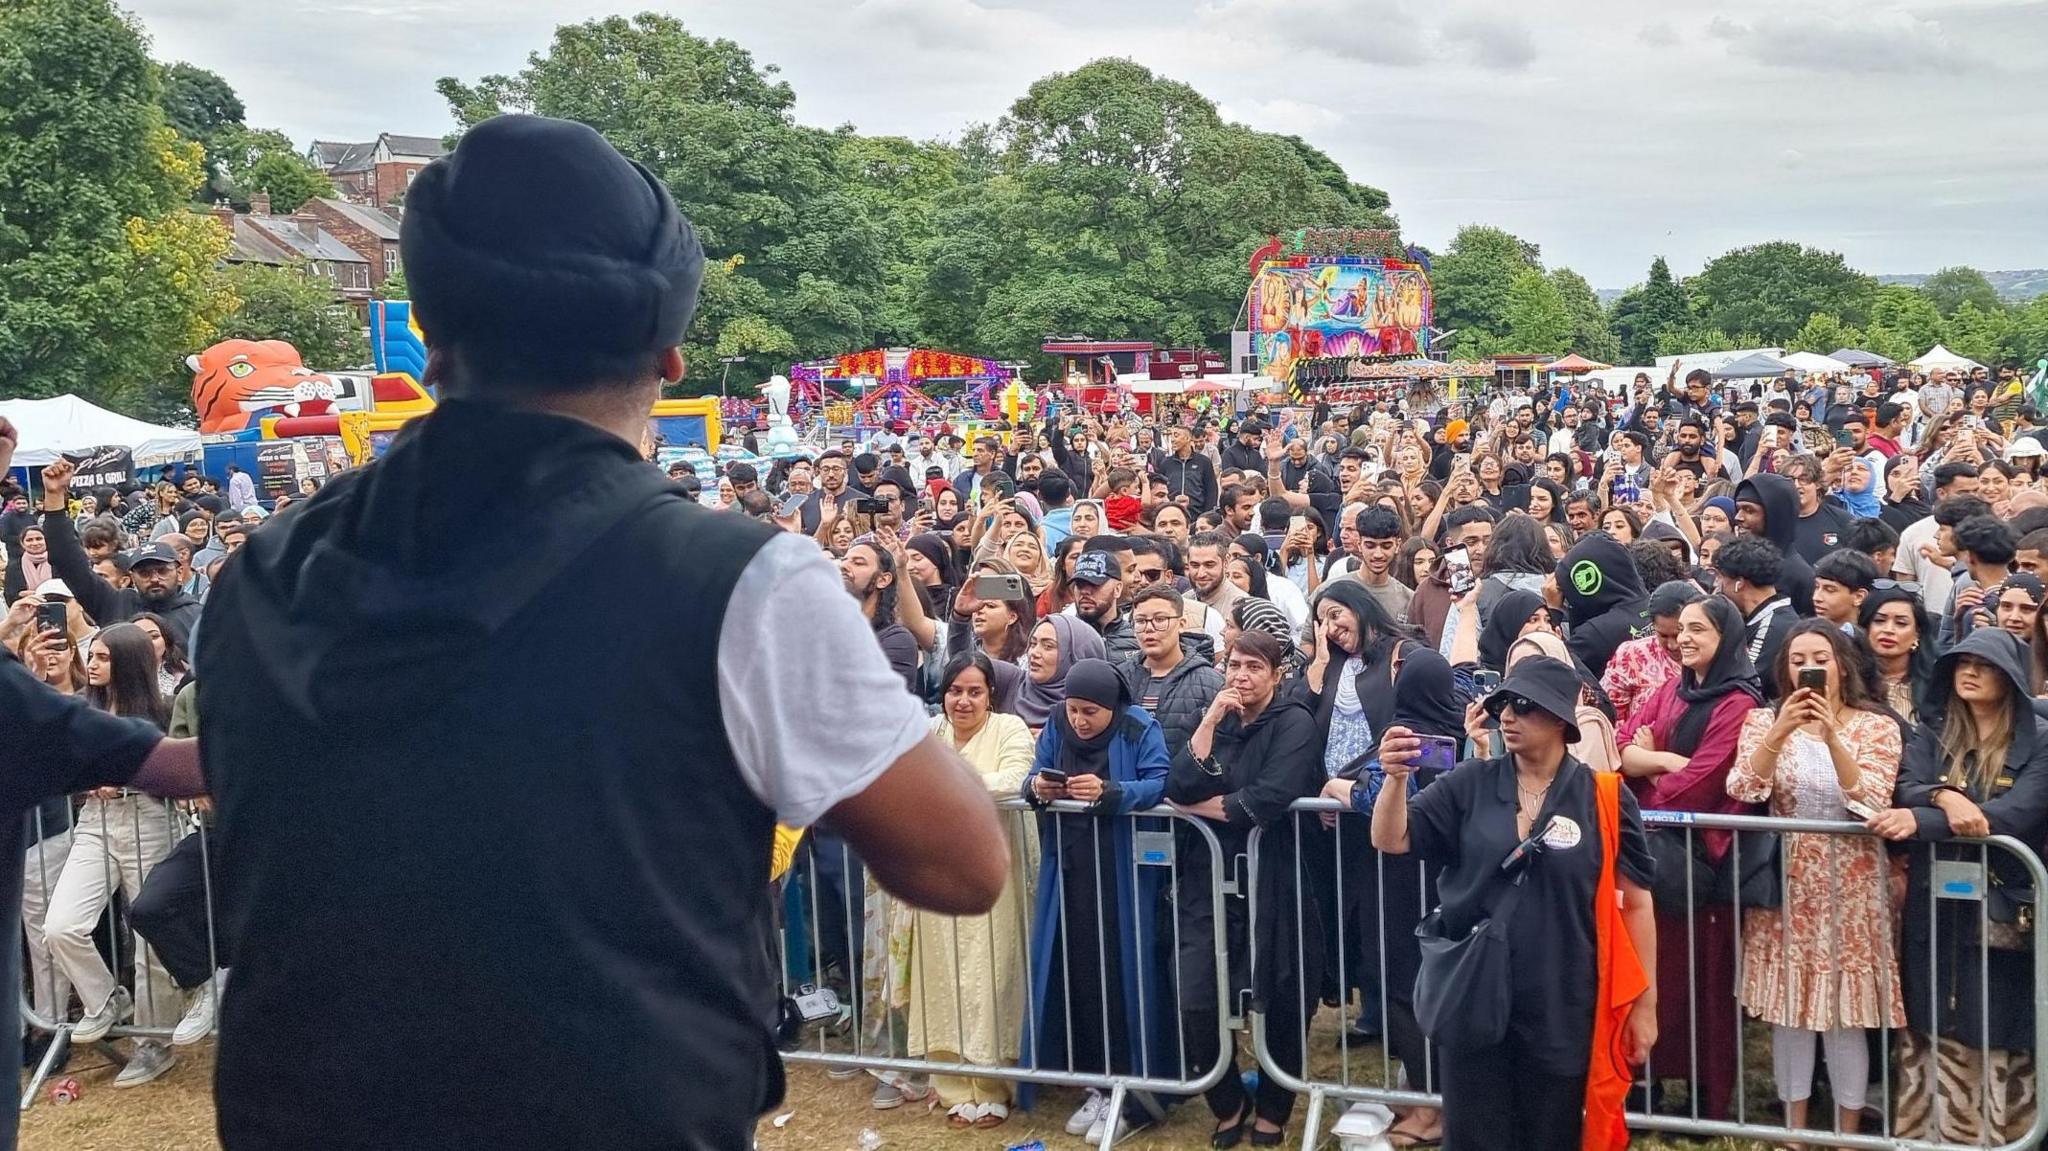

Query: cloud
left=1217, top=97, right=1342, bottom=133
left=1708, top=9, right=1977, bottom=72
left=1637, top=22, right=1677, bottom=47
left=850, top=0, right=1043, bottom=54
left=1204, top=0, right=1432, bottom=66
left=1439, top=16, right=1537, bottom=70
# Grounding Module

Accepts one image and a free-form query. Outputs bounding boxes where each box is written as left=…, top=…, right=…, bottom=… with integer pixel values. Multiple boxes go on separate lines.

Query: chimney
left=211, top=198, right=235, bottom=232
left=249, top=192, right=271, bottom=216
left=293, top=212, right=319, bottom=242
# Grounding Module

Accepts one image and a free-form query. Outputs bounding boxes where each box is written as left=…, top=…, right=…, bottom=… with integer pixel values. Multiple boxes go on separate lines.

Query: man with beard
left=1661, top=417, right=1717, bottom=482
left=36, top=461, right=201, bottom=646
left=1185, top=530, right=1246, bottom=620
left=1220, top=418, right=1268, bottom=475
left=840, top=540, right=919, bottom=689
left=1070, top=549, right=1137, bottom=662
left=1271, top=433, right=1340, bottom=526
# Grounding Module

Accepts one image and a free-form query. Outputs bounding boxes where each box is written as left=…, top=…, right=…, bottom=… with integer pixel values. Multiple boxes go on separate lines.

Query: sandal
left=1385, top=1117, right=1443, bottom=1150
left=974, top=1103, right=1009, bottom=1129
left=946, top=1103, right=980, bottom=1128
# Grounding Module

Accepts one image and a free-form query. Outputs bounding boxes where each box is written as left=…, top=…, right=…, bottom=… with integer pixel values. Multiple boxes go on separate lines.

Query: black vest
left=203, top=452, right=783, bottom=1150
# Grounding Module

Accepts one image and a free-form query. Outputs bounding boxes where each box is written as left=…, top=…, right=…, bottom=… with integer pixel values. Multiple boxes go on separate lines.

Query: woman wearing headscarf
left=1615, top=596, right=1763, bottom=1121
left=1011, top=614, right=1107, bottom=734
left=1019, top=659, right=1172, bottom=1143
left=1307, top=579, right=1462, bottom=1147
left=1227, top=596, right=1302, bottom=674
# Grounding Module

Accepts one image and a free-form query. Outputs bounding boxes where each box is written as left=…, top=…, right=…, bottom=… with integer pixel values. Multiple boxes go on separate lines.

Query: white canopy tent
left=1781, top=351, right=1853, bottom=375
left=1910, top=344, right=1985, bottom=373
left=0, top=393, right=202, bottom=468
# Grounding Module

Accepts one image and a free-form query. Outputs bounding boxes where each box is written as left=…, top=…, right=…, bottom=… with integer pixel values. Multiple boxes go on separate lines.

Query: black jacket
left=1556, top=533, right=1649, bottom=680
left=1280, top=457, right=1340, bottom=526
left=1219, top=438, right=1265, bottom=476
left=38, top=508, right=202, bottom=647
left=1734, top=473, right=1815, bottom=617
left=1155, top=450, right=1218, bottom=512
left=1119, top=650, right=1223, bottom=762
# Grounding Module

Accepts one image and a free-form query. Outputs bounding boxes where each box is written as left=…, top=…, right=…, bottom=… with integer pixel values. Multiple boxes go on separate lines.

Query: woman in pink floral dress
left=1727, top=620, right=1906, bottom=1143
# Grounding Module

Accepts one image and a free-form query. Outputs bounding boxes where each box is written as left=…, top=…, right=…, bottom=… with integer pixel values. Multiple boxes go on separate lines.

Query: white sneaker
left=72, top=986, right=132, bottom=1044
left=113, top=1039, right=175, bottom=1087
left=1086, top=1110, right=1152, bottom=1147
left=172, top=973, right=223, bottom=1046
left=1066, top=1090, right=1107, bottom=1136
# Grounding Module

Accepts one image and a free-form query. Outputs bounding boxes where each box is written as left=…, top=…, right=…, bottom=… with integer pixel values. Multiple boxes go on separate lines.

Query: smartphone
left=855, top=497, right=889, bottom=515
left=777, top=490, right=807, bottom=518
left=973, top=572, right=1029, bottom=601
left=1832, top=425, right=1855, bottom=449
left=1443, top=545, right=1475, bottom=596
left=1038, top=769, right=1069, bottom=786
left=1288, top=515, right=1308, bottom=535
left=1412, top=735, right=1459, bottom=775
left=34, top=601, right=67, bottom=641
left=1471, top=669, right=1502, bottom=696
left=1796, top=667, right=1827, bottom=694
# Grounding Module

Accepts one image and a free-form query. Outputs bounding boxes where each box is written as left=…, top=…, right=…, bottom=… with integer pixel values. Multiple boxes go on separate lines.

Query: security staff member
left=198, top=117, right=1010, bottom=1151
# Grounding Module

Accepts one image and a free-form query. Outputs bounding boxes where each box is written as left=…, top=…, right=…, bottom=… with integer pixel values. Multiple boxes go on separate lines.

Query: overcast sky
left=129, top=0, right=2048, bottom=287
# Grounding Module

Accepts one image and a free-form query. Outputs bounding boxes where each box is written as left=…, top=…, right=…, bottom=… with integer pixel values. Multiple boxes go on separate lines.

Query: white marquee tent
left=1910, top=344, right=1986, bottom=373
left=0, top=393, right=202, bottom=468
left=1781, top=351, right=1853, bottom=375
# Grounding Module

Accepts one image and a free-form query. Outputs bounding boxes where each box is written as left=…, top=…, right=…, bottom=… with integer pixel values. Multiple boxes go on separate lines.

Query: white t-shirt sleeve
left=718, top=533, right=932, bottom=828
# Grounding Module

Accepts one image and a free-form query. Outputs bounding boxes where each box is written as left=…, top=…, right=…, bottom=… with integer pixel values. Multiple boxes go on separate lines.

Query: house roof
left=380, top=133, right=446, bottom=159
left=322, top=140, right=379, bottom=173
left=243, top=214, right=369, bottom=265
left=225, top=216, right=293, bottom=265
left=309, top=140, right=357, bottom=167
left=312, top=197, right=401, bottom=241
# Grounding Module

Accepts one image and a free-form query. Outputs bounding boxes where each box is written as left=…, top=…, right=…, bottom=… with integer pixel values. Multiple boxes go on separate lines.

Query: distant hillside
left=1597, top=269, right=2048, bottom=305
left=1877, top=270, right=2048, bottom=302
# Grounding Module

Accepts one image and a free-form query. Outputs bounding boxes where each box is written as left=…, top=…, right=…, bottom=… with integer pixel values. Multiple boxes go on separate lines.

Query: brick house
left=214, top=193, right=374, bottom=308
left=308, top=133, right=445, bottom=210
left=301, top=198, right=402, bottom=288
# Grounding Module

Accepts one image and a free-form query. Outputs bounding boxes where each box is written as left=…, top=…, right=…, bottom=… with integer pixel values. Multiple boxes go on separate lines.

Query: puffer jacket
left=1118, top=651, right=1224, bottom=761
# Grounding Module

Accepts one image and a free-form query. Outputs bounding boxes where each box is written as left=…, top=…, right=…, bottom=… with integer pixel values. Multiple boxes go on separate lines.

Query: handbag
left=1987, top=871, right=2035, bottom=952
left=1647, top=829, right=1714, bottom=913
left=1710, top=829, right=1783, bottom=910
left=1412, top=816, right=1546, bottom=1050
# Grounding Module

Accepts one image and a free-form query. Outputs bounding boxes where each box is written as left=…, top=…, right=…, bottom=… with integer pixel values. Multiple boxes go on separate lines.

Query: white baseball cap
left=33, top=578, right=71, bottom=599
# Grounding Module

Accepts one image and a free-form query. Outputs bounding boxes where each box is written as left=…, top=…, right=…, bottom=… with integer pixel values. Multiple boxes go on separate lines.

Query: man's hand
left=40, top=459, right=74, bottom=511
left=1264, top=430, right=1287, bottom=462
left=0, top=416, right=16, bottom=476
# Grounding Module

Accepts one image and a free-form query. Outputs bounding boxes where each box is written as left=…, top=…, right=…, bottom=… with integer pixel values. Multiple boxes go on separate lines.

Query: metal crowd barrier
left=775, top=799, right=1238, bottom=1150
left=1250, top=799, right=2048, bottom=1151
left=19, top=796, right=221, bottom=1110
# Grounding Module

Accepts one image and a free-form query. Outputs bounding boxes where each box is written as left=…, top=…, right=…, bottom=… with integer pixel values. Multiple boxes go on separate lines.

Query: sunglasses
left=1872, top=579, right=1923, bottom=595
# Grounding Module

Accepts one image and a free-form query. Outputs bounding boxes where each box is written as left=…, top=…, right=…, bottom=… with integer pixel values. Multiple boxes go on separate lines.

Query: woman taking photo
left=42, top=622, right=183, bottom=1086
left=1615, top=596, right=1762, bottom=1121
left=1167, top=631, right=1322, bottom=1147
left=1869, top=627, right=2048, bottom=1145
left=1020, top=660, right=1172, bottom=1144
left=907, top=654, right=1035, bottom=1129
left=1369, top=657, right=1658, bottom=1150
left=1726, top=621, right=1905, bottom=1143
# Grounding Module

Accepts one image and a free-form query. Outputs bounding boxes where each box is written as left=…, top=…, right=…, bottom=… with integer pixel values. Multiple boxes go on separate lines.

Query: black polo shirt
left=1405, top=755, right=1654, bottom=1072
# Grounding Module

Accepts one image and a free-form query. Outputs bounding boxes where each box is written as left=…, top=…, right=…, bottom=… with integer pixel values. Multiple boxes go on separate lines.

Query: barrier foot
left=1301, top=1086, right=1327, bottom=1151
left=1099, top=1084, right=1128, bottom=1151
left=21, top=1028, right=71, bottom=1112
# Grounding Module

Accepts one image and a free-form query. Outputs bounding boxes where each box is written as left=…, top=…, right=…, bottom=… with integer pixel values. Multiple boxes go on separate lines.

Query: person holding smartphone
left=1724, top=620, right=1903, bottom=1144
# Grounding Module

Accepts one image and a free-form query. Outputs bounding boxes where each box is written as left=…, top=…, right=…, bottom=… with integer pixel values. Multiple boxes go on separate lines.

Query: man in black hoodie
left=1555, top=532, right=1650, bottom=679
left=1734, top=472, right=1815, bottom=617
left=196, top=116, right=1008, bottom=1151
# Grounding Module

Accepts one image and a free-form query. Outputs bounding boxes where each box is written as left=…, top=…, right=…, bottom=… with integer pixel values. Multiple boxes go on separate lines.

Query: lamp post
left=717, top=355, right=746, bottom=400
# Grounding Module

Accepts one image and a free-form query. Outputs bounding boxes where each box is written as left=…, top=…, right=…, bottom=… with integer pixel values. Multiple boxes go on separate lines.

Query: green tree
left=158, top=61, right=243, bottom=203
left=1687, top=241, right=1876, bottom=345
left=1788, top=312, right=1864, bottom=355
left=1493, top=269, right=1572, bottom=356
left=1607, top=256, right=1691, bottom=364
left=374, top=264, right=407, bottom=300
left=0, top=0, right=237, bottom=412
left=1547, top=267, right=1619, bottom=362
left=1918, top=266, right=2003, bottom=317
left=1431, top=225, right=1540, bottom=350
left=1653, top=321, right=1741, bottom=358
left=1944, top=300, right=2013, bottom=368
left=1864, top=284, right=1946, bottom=362
left=213, top=261, right=369, bottom=368
left=2004, top=295, right=2048, bottom=366
left=217, top=126, right=332, bottom=212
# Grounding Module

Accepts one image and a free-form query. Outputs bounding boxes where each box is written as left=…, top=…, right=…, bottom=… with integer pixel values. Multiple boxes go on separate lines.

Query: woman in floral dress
left=1728, top=620, right=1906, bottom=1143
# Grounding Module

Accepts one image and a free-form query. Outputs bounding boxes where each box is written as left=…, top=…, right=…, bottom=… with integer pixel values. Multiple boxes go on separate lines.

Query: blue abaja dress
left=1015, top=706, right=1172, bottom=1112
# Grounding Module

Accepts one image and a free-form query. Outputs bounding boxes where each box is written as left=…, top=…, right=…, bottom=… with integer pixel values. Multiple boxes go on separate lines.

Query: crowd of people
left=4, top=114, right=2046, bottom=1151
left=721, top=358, right=2048, bottom=1149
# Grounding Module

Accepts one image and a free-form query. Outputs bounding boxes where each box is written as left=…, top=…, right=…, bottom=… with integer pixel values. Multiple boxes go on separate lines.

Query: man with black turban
left=199, top=115, right=1009, bottom=1150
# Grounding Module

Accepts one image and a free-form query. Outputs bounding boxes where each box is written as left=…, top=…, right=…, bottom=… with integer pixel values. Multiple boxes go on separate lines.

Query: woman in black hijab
left=1466, top=588, right=1555, bottom=675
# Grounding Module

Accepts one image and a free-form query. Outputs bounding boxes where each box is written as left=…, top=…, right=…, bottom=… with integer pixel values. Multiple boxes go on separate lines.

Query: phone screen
left=35, top=601, right=67, bottom=639
left=1443, top=546, right=1475, bottom=595
left=777, top=490, right=807, bottom=517
left=1412, top=735, right=1459, bottom=775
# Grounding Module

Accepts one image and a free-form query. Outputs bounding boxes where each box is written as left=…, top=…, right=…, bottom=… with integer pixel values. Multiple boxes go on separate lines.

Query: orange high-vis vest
left=1584, top=770, right=1650, bottom=1151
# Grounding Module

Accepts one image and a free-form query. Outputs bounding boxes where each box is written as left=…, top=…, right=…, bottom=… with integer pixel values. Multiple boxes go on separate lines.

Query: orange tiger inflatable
left=187, top=340, right=342, bottom=435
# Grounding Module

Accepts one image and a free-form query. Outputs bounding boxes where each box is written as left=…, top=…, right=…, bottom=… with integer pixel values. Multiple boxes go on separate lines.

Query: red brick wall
left=372, top=161, right=423, bottom=208
left=301, top=202, right=399, bottom=288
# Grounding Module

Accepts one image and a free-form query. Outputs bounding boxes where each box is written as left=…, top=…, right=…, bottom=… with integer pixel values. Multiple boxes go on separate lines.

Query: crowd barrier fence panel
left=1249, top=799, right=2048, bottom=1151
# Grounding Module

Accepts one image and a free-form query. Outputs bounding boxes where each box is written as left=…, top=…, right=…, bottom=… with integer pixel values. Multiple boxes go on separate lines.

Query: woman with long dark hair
left=1041, top=537, right=1085, bottom=618
left=131, top=612, right=189, bottom=698
left=1309, top=579, right=1462, bottom=1147
left=1861, top=583, right=1938, bottom=723
left=1168, top=631, right=1322, bottom=1146
left=1726, top=620, right=1904, bottom=1142
left=1396, top=538, right=1436, bottom=592
left=44, top=622, right=182, bottom=1085
left=1615, top=597, right=1762, bottom=1121
left=1869, top=627, right=2048, bottom=1145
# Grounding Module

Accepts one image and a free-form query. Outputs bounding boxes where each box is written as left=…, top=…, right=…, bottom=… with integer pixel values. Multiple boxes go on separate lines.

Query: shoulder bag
left=1413, top=811, right=1554, bottom=1050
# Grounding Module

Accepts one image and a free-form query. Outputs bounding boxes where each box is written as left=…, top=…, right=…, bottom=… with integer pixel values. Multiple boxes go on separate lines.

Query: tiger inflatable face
left=188, top=340, right=345, bottom=434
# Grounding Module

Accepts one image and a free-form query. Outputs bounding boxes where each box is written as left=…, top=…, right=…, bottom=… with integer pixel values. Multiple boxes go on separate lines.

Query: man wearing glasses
left=1118, top=585, right=1223, bottom=762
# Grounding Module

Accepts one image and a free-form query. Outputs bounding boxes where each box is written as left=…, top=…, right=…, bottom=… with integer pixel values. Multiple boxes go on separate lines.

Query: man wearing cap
left=33, top=460, right=202, bottom=647
left=1071, top=549, right=1139, bottom=662
left=0, top=417, right=205, bottom=1149
left=194, top=115, right=1008, bottom=1151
